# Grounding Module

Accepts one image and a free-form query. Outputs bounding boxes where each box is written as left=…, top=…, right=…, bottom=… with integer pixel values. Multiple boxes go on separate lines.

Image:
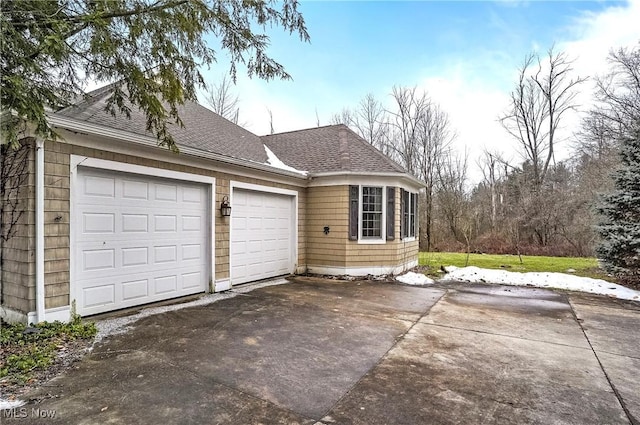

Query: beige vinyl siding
left=1, top=139, right=36, bottom=314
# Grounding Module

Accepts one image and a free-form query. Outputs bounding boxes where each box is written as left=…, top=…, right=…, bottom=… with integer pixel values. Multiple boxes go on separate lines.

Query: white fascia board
left=48, top=114, right=309, bottom=182
left=308, top=172, right=425, bottom=191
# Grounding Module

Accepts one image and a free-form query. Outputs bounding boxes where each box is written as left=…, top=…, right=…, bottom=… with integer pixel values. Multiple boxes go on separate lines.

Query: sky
left=198, top=0, right=640, bottom=182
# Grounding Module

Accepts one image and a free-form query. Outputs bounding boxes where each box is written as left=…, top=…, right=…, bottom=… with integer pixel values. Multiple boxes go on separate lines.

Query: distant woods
left=332, top=43, right=640, bottom=272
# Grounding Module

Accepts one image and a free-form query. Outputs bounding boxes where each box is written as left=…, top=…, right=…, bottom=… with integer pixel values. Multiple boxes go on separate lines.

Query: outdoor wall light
left=220, top=195, right=232, bottom=217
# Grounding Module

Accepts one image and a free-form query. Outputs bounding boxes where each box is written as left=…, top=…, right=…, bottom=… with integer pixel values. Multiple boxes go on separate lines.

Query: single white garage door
left=74, top=167, right=209, bottom=316
left=230, top=189, right=294, bottom=285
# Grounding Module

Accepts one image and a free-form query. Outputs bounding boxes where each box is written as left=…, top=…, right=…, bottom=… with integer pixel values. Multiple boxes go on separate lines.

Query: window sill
left=401, top=237, right=416, bottom=242
left=358, top=238, right=386, bottom=245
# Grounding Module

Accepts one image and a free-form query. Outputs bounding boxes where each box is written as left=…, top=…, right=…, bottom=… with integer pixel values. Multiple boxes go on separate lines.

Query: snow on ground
left=440, top=266, right=640, bottom=301
left=0, top=399, right=26, bottom=409
left=264, top=145, right=308, bottom=175
left=396, top=272, right=435, bottom=286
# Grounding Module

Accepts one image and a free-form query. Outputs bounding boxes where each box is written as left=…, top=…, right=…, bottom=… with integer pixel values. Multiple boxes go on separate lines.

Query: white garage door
left=230, top=189, right=294, bottom=285
left=74, top=167, right=209, bottom=316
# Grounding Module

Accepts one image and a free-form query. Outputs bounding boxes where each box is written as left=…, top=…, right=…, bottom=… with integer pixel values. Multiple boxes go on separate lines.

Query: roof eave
left=47, top=114, right=309, bottom=180
left=310, top=171, right=425, bottom=188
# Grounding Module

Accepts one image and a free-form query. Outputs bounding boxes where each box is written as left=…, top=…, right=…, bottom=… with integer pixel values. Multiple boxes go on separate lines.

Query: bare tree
left=592, top=44, right=640, bottom=138
left=352, top=94, right=391, bottom=154
left=436, top=148, right=469, bottom=243
left=267, top=108, right=275, bottom=135
left=387, top=86, right=431, bottom=175
left=330, top=94, right=393, bottom=157
left=500, top=48, right=587, bottom=189
left=387, top=86, right=457, bottom=250
left=477, top=149, right=508, bottom=231
left=329, top=107, right=354, bottom=126
left=204, top=75, right=241, bottom=124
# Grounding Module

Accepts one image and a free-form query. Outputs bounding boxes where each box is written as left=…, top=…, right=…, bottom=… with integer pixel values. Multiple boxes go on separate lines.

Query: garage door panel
left=74, top=168, right=209, bottom=316
left=154, top=215, right=177, bottom=232
left=231, top=188, right=294, bottom=285
left=77, top=267, right=203, bottom=314
left=121, top=279, right=149, bottom=301
left=83, top=284, right=115, bottom=309
left=122, top=214, right=149, bottom=232
left=121, top=247, right=148, bottom=267
left=154, top=245, right=177, bottom=263
left=155, top=276, right=177, bottom=294
left=83, top=249, right=115, bottom=271
left=182, top=186, right=203, bottom=203
left=122, top=179, right=149, bottom=199
left=181, top=243, right=202, bottom=261
left=154, top=184, right=177, bottom=201
left=182, top=215, right=203, bottom=231
left=83, top=175, right=115, bottom=197
left=182, top=272, right=202, bottom=289
left=83, top=213, right=115, bottom=233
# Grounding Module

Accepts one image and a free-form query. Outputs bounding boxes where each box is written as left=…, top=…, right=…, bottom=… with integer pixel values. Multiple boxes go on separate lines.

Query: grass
left=419, top=252, right=613, bottom=281
left=0, top=316, right=97, bottom=385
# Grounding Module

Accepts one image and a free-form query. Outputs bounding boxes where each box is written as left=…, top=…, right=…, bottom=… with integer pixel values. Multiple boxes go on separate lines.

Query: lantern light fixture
left=220, top=195, right=231, bottom=217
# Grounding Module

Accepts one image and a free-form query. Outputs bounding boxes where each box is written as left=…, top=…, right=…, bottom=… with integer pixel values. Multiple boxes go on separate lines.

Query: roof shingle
left=54, top=86, right=409, bottom=177
left=262, top=124, right=406, bottom=174
left=55, top=86, right=268, bottom=163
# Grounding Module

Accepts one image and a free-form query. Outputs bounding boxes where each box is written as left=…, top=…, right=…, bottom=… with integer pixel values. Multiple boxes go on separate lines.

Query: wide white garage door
left=74, top=167, right=209, bottom=316
left=230, top=189, right=294, bottom=285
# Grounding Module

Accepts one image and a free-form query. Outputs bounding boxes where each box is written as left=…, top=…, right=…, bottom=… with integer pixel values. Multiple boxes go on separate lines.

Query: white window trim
left=402, top=190, right=417, bottom=242
left=358, top=185, right=386, bottom=244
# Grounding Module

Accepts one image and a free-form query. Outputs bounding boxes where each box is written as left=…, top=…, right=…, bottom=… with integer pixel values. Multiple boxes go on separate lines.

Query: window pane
left=361, top=186, right=382, bottom=238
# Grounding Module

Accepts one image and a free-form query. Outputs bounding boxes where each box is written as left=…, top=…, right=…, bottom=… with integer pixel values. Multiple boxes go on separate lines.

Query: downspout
left=35, top=139, right=45, bottom=323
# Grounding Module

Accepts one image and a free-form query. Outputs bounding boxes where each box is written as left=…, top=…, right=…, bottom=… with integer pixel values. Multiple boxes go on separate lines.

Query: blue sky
left=199, top=0, right=640, bottom=179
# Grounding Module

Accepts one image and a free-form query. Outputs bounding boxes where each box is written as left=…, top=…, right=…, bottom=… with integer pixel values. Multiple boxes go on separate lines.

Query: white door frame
left=229, top=181, right=298, bottom=285
left=70, top=155, right=216, bottom=315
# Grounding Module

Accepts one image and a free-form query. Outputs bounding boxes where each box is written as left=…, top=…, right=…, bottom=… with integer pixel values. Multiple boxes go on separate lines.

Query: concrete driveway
left=5, top=276, right=639, bottom=425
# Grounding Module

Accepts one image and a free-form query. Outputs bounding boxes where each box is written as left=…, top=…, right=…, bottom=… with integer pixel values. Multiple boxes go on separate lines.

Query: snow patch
left=441, top=266, right=640, bottom=301
left=0, top=399, right=26, bottom=409
left=263, top=145, right=308, bottom=175
left=396, top=272, right=435, bottom=286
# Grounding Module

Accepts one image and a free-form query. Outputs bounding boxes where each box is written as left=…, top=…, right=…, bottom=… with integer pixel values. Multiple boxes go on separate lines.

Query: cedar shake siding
left=1, top=140, right=36, bottom=314
left=307, top=185, right=419, bottom=273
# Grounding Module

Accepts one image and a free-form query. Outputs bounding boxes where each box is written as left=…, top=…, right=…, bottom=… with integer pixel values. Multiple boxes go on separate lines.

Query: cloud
left=417, top=63, right=514, bottom=183
left=416, top=0, right=640, bottom=183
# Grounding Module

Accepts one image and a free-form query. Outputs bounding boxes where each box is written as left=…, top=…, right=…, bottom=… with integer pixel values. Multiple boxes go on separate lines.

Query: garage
left=230, top=186, right=296, bottom=285
left=73, top=166, right=211, bottom=316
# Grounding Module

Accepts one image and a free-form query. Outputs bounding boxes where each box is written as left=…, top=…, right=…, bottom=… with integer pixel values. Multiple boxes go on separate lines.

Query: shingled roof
left=262, top=124, right=406, bottom=174
left=54, top=85, right=268, bottom=163
left=54, top=86, right=410, bottom=177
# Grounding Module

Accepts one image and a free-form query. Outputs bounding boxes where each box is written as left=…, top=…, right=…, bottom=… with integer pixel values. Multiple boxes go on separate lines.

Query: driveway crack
left=567, top=295, right=638, bottom=425
left=319, top=289, right=448, bottom=421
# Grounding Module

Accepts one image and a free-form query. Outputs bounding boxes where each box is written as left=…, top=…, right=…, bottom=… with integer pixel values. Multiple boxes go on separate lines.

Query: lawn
left=419, top=252, right=613, bottom=281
